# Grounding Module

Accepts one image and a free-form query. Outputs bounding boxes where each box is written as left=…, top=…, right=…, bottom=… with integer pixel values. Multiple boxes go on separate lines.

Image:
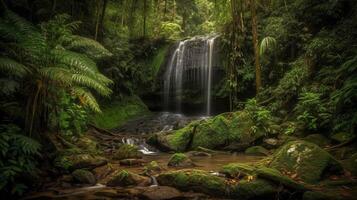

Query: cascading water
left=163, top=35, right=219, bottom=115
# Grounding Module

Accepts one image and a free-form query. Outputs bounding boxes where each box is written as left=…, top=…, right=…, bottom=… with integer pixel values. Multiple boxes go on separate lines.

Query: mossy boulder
left=154, top=111, right=268, bottom=152
left=72, top=169, right=96, bottom=185
left=244, top=146, right=270, bottom=156
left=220, top=163, right=256, bottom=178
left=54, top=152, right=107, bottom=171
left=144, top=161, right=162, bottom=175
left=75, top=136, right=99, bottom=154
left=229, top=179, right=277, bottom=199
left=268, top=140, right=341, bottom=183
left=330, top=132, right=355, bottom=143
left=119, top=158, right=146, bottom=166
left=106, top=170, right=150, bottom=187
left=167, top=153, right=195, bottom=167
left=343, top=153, right=357, bottom=176
left=113, top=144, right=142, bottom=160
left=157, top=169, right=226, bottom=196
left=303, top=134, right=331, bottom=147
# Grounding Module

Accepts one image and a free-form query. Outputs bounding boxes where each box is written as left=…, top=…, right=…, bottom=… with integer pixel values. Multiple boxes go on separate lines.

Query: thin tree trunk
left=143, top=0, right=147, bottom=37
left=250, top=0, right=262, bottom=93
left=164, top=0, right=167, bottom=17
left=51, top=0, right=57, bottom=17
left=94, top=0, right=101, bottom=40
left=98, top=0, right=108, bottom=40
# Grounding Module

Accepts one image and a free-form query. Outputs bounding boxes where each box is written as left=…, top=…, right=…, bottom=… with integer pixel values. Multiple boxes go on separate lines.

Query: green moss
left=303, top=134, right=331, bottom=147
left=269, top=140, right=341, bottom=183
left=220, top=163, right=256, bottom=178
left=72, top=169, right=96, bottom=185
left=166, top=122, right=196, bottom=152
left=54, top=153, right=107, bottom=171
left=106, top=170, right=147, bottom=187
left=244, top=146, right=270, bottom=156
left=157, top=169, right=226, bottom=196
left=144, top=161, right=161, bottom=175
left=113, top=144, right=142, bottom=160
left=167, top=153, right=193, bottom=167
left=229, top=179, right=277, bottom=199
left=330, top=132, right=355, bottom=143
left=91, top=95, right=150, bottom=129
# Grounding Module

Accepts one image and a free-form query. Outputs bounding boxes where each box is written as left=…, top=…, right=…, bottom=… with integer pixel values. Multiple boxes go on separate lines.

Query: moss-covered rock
left=106, top=170, right=150, bottom=187
left=113, top=144, right=142, bottom=160
left=268, top=140, right=341, bottom=183
left=119, top=158, right=146, bottom=166
left=54, top=152, right=107, bottom=171
left=229, top=179, right=277, bottom=199
left=220, top=163, right=256, bottom=178
left=303, top=191, right=345, bottom=200
left=244, top=146, right=270, bottom=156
left=72, top=169, right=96, bottom=185
left=343, top=153, right=357, bottom=176
left=303, top=134, right=331, bottom=147
left=330, top=132, right=355, bottom=143
left=157, top=169, right=226, bottom=196
left=167, top=153, right=194, bottom=167
left=144, top=161, right=162, bottom=175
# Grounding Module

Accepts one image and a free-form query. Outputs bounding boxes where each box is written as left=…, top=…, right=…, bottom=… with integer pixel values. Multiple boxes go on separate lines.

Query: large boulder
left=220, top=163, right=255, bottom=178
left=268, top=140, right=341, bottom=183
left=106, top=170, right=150, bottom=187
left=229, top=179, right=277, bottom=199
left=113, top=144, right=142, bottom=160
left=72, top=169, right=96, bottom=185
left=151, top=111, right=269, bottom=151
left=54, top=152, right=107, bottom=171
left=167, top=153, right=195, bottom=167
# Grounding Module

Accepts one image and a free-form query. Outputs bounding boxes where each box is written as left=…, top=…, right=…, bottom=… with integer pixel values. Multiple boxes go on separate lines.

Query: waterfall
left=163, top=35, right=218, bottom=115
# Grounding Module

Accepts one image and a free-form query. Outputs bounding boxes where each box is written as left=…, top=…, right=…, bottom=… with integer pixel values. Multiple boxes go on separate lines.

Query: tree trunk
left=98, top=0, right=108, bottom=40
left=143, top=0, right=147, bottom=37
left=250, top=0, right=262, bottom=93
left=94, top=0, right=101, bottom=41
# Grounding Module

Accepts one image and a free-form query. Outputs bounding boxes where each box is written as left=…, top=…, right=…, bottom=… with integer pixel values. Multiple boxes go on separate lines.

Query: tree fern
left=71, top=87, right=101, bottom=112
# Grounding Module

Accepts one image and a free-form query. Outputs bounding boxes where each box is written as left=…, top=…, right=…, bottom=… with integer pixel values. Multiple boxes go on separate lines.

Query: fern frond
left=53, top=49, right=98, bottom=74
left=260, top=36, right=277, bottom=56
left=71, top=73, right=112, bottom=96
left=65, top=35, right=113, bottom=59
left=39, top=67, right=73, bottom=86
left=0, top=57, right=29, bottom=77
left=71, top=87, right=101, bottom=113
left=12, top=134, right=41, bottom=155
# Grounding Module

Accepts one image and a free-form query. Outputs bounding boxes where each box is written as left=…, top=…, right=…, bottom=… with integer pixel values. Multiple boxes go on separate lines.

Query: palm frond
left=71, top=87, right=101, bottom=113
left=260, top=36, right=277, bottom=56
left=0, top=57, right=29, bottom=77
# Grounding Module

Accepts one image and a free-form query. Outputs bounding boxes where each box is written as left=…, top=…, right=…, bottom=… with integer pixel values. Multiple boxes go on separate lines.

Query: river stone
left=220, top=163, right=256, bottom=178
left=119, top=158, right=146, bottom=166
left=268, top=140, right=341, bottom=183
left=72, top=169, right=96, bottom=185
left=263, top=138, right=279, bottom=149
left=113, top=144, right=142, bottom=160
left=244, top=146, right=270, bottom=156
left=167, top=153, right=195, bottom=167
left=140, top=186, right=182, bottom=200
left=54, top=153, right=107, bottom=171
left=144, top=161, right=162, bottom=175
left=303, top=134, right=331, bottom=147
left=106, top=170, right=150, bottom=187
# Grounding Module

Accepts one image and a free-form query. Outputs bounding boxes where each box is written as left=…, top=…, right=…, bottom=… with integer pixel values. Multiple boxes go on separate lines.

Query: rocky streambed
left=25, top=112, right=357, bottom=200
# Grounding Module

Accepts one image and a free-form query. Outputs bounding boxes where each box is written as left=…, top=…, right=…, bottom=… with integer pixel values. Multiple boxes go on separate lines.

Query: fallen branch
left=89, top=123, right=116, bottom=136
left=325, top=137, right=357, bottom=151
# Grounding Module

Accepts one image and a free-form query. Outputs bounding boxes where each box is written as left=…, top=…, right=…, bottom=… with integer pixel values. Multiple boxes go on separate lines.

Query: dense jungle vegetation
left=0, top=0, right=356, bottom=199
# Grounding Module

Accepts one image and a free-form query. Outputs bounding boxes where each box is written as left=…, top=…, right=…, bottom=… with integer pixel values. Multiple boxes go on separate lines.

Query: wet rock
left=92, top=164, right=116, bottom=180
left=167, top=153, right=195, bottom=167
left=330, top=132, right=355, bottom=143
left=119, top=158, right=146, bottom=166
left=157, top=169, right=226, bottom=196
left=140, top=186, right=182, bottom=200
left=72, top=169, right=96, bottom=185
left=113, top=144, right=143, bottom=160
left=303, top=134, right=331, bottom=147
left=106, top=170, right=150, bottom=187
left=244, top=146, right=270, bottom=156
left=268, top=140, right=342, bottom=183
left=144, top=161, right=162, bottom=175
left=54, top=153, right=107, bottom=171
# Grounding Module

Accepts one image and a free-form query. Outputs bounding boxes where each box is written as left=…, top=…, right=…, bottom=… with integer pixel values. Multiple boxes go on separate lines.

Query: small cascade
left=150, top=176, right=159, bottom=187
left=163, top=35, right=219, bottom=115
left=121, top=137, right=157, bottom=155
